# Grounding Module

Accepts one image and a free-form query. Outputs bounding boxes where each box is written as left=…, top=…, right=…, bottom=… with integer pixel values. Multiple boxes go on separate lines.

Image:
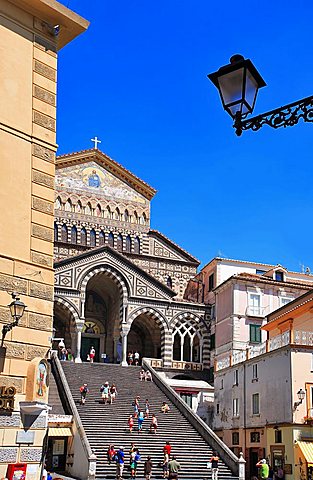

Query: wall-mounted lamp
left=1, top=292, right=26, bottom=347
left=294, top=388, right=305, bottom=411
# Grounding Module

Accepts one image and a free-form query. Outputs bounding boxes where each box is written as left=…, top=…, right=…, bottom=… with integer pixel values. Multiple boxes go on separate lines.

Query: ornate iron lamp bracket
left=234, top=95, right=313, bottom=136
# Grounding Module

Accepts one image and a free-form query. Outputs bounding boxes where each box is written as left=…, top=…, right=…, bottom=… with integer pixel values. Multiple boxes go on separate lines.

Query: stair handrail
left=51, top=353, right=94, bottom=462
left=142, top=358, right=240, bottom=476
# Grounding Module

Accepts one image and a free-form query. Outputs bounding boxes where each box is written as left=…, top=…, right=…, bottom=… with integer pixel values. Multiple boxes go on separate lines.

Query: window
left=232, top=432, right=239, bottom=445
left=71, top=226, right=77, bottom=244
left=133, top=236, right=140, bottom=254
left=124, top=210, right=129, bottom=222
left=172, top=319, right=203, bottom=363
left=99, top=231, right=105, bottom=246
left=95, top=204, right=101, bottom=217
left=256, top=269, right=266, bottom=275
left=108, top=232, right=114, bottom=247
left=125, top=235, right=131, bottom=253
left=55, top=197, right=61, bottom=210
left=233, top=398, right=239, bottom=417
left=252, top=364, right=258, bottom=380
left=250, top=324, right=262, bottom=343
left=275, top=430, right=282, bottom=443
left=90, top=229, right=96, bottom=247
left=76, top=200, right=82, bottom=213
left=249, top=293, right=261, bottom=316
left=250, top=432, right=260, bottom=443
left=116, top=234, right=123, bottom=251
left=234, top=369, right=239, bottom=386
left=61, top=224, right=68, bottom=243
left=216, top=403, right=220, bottom=414
left=275, top=271, right=284, bottom=282
left=180, top=393, right=192, bottom=408
left=85, top=202, right=92, bottom=215
left=280, top=297, right=293, bottom=307
left=65, top=199, right=72, bottom=212
left=210, top=333, right=215, bottom=351
left=252, top=393, right=260, bottom=415
left=80, top=227, right=87, bottom=245
left=208, top=273, right=215, bottom=292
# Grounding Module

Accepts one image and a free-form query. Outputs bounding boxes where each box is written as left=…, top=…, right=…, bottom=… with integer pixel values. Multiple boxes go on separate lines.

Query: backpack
left=135, top=453, right=141, bottom=462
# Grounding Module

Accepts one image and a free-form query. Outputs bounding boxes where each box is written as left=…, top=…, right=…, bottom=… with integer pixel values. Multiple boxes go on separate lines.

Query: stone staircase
left=52, top=361, right=237, bottom=480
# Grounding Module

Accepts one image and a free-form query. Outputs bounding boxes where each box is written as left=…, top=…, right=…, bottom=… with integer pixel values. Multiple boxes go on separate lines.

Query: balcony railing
left=216, top=330, right=313, bottom=371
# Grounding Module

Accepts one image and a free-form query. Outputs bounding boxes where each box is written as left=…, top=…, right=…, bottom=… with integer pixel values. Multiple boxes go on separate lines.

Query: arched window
left=106, top=206, right=111, bottom=219
left=124, top=209, right=129, bottom=222
left=54, top=223, right=58, bottom=241
left=108, top=232, right=114, bottom=247
left=172, top=320, right=202, bottom=363
left=142, top=212, right=147, bottom=225
left=125, top=235, right=132, bottom=253
left=134, top=211, right=139, bottom=224
left=99, top=231, right=105, bottom=246
left=85, top=203, right=92, bottom=215
left=133, top=236, right=140, bottom=254
left=61, top=224, right=68, bottom=243
left=167, top=276, right=173, bottom=289
left=55, top=197, right=61, bottom=210
left=115, top=207, right=120, bottom=220
left=65, top=198, right=72, bottom=212
left=116, top=234, right=123, bottom=252
left=90, top=229, right=96, bottom=247
left=76, top=201, right=82, bottom=213
left=95, top=204, right=101, bottom=217
left=71, top=226, right=77, bottom=244
left=80, top=227, right=87, bottom=245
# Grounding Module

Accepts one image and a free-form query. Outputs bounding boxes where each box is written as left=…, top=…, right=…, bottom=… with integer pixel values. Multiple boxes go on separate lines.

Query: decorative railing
left=171, top=361, right=203, bottom=371
left=216, top=330, right=313, bottom=371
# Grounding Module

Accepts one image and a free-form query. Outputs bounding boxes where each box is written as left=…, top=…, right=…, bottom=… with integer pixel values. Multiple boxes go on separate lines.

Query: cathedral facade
left=53, top=148, right=209, bottom=373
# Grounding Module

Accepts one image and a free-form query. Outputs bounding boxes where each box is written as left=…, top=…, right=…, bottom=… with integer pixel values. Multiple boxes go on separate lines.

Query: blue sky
left=57, top=0, right=313, bottom=271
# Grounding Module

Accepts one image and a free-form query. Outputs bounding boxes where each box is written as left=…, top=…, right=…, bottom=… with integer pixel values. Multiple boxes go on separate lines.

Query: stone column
left=121, top=333, right=128, bottom=366
left=75, top=321, right=84, bottom=363
left=238, top=452, right=246, bottom=480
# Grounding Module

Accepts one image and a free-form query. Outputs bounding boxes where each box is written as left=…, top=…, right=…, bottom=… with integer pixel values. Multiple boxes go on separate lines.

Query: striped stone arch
left=127, top=307, right=169, bottom=363
left=170, top=311, right=210, bottom=368
left=78, top=265, right=129, bottom=326
left=54, top=296, right=80, bottom=325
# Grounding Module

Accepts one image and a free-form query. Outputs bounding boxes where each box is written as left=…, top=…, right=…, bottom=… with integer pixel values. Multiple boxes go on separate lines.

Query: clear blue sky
left=57, top=0, right=313, bottom=272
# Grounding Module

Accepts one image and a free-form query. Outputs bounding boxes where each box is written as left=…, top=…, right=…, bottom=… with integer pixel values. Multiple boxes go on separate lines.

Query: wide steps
left=56, top=362, right=234, bottom=479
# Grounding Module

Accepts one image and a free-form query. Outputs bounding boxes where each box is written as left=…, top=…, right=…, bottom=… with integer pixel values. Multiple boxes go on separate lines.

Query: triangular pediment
left=56, top=148, right=156, bottom=201
left=54, top=245, right=176, bottom=301
left=148, top=230, right=200, bottom=265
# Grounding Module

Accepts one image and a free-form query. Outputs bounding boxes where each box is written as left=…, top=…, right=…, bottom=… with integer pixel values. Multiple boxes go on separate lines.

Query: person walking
left=150, top=414, right=158, bottom=434
left=145, top=399, right=150, bottom=418
left=89, top=346, right=96, bottom=363
left=163, top=441, right=171, bottom=457
left=110, top=383, right=118, bottom=403
left=137, top=409, right=144, bottom=433
left=128, top=415, right=134, bottom=433
left=100, top=382, right=110, bottom=404
left=115, top=446, right=125, bottom=480
left=79, top=383, right=89, bottom=405
left=210, top=451, right=219, bottom=480
left=133, top=396, right=140, bottom=418
left=168, top=456, right=181, bottom=479
left=256, top=459, right=269, bottom=480
left=107, top=444, right=116, bottom=464
left=163, top=452, right=169, bottom=478
left=134, top=350, right=140, bottom=365
left=144, top=456, right=153, bottom=480
left=130, top=448, right=141, bottom=479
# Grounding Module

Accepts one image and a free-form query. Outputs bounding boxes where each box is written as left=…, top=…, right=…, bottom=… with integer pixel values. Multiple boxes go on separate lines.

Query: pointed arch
left=80, top=227, right=87, bottom=245
left=55, top=197, right=61, bottom=210
left=76, top=200, right=82, bottom=213
left=106, top=206, right=111, bottom=219
left=95, top=204, right=102, bottom=217
left=108, top=232, right=114, bottom=247
left=133, top=236, right=140, bottom=254
left=99, top=230, right=105, bottom=246
left=71, top=225, right=77, bottom=244
left=116, top=234, right=123, bottom=252
left=61, top=224, right=68, bottom=243
left=115, top=207, right=120, bottom=220
left=65, top=198, right=72, bottom=212
left=142, top=212, right=147, bottom=224
left=124, top=209, right=129, bottom=222
left=125, top=235, right=132, bottom=253
left=85, top=202, right=92, bottom=215
left=134, top=211, right=139, bottom=224
left=90, top=229, right=96, bottom=247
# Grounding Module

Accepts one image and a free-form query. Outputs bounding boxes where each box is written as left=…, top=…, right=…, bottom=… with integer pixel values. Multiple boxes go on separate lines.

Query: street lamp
left=293, top=388, right=306, bottom=411
left=1, top=292, right=26, bottom=347
left=208, top=54, right=313, bottom=136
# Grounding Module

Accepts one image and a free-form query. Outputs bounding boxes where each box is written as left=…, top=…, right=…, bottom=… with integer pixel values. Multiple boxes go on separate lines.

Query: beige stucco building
left=0, top=1, right=88, bottom=477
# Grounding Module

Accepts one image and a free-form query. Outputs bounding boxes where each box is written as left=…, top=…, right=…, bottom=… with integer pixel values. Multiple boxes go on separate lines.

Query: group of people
left=79, top=381, right=118, bottom=405
left=139, top=368, right=153, bottom=382
left=127, top=396, right=171, bottom=434
left=107, top=441, right=181, bottom=480
left=59, top=345, right=74, bottom=361
left=128, top=350, right=141, bottom=365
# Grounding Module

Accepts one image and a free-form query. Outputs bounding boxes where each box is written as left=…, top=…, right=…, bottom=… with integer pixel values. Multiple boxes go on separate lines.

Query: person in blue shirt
left=116, top=446, right=125, bottom=479
left=137, top=409, right=144, bottom=434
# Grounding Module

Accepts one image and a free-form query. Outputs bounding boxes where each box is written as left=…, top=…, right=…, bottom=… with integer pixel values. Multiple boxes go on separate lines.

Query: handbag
left=207, top=462, right=212, bottom=469
left=87, top=354, right=90, bottom=361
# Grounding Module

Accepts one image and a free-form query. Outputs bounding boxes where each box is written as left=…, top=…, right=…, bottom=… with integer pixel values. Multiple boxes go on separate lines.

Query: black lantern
left=208, top=54, right=266, bottom=119
left=297, top=388, right=305, bottom=403
left=8, top=293, right=26, bottom=322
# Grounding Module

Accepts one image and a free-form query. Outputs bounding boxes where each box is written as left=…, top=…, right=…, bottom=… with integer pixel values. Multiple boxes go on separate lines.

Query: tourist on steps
left=145, top=370, right=152, bottom=382
left=163, top=441, right=172, bottom=457
left=161, top=402, right=170, bottom=413
left=144, top=455, right=153, bottom=480
left=162, top=452, right=169, bottom=478
left=89, top=345, right=96, bottom=363
left=128, top=415, right=134, bottom=433
left=109, top=383, right=118, bottom=403
left=130, top=448, right=141, bottom=479
left=107, top=444, right=116, bottom=464
left=115, top=447, right=125, bottom=480
left=168, top=456, right=181, bottom=480
left=210, top=451, right=219, bottom=480
left=150, top=414, right=158, bottom=434
left=128, top=351, right=133, bottom=365
left=133, top=396, right=140, bottom=418
left=145, top=398, right=150, bottom=418
left=139, top=368, right=145, bottom=381
left=100, top=382, right=110, bottom=404
left=134, top=350, right=140, bottom=365
left=137, top=409, right=144, bottom=433
left=79, top=383, right=89, bottom=405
